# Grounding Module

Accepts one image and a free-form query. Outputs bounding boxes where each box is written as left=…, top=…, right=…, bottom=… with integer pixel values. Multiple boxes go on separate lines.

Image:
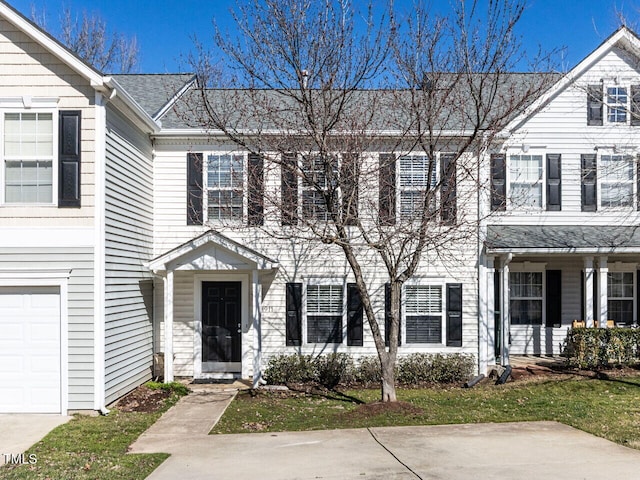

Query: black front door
left=202, top=281, right=242, bottom=363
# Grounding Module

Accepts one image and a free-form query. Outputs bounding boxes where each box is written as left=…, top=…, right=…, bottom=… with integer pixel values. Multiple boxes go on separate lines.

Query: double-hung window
left=607, top=87, right=627, bottom=123
left=608, top=272, right=634, bottom=326
left=306, top=282, right=344, bottom=344
left=600, top=154, right=633, bottom=208
left=399, top=155, right=436, bottom=218
left=509, top=154, right=542, bottom=208
left=206, top=154, right=244, bottom=221
left=301, top=155, right=338, bottom=221
left=3, top=112, right=54, bottom=204
left=510, top=272, right=543, bottom=325
left=405, top=284, right=443, bottom=343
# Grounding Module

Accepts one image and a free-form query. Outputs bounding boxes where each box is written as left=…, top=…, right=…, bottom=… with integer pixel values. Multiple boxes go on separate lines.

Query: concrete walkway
left=0, top=414, right=71, bottom=466
left=130, top=385, right=640, bottom=480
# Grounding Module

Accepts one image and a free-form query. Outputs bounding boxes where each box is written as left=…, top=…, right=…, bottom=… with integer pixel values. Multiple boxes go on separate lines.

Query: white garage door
left=0, top=287, right=61, bottom=413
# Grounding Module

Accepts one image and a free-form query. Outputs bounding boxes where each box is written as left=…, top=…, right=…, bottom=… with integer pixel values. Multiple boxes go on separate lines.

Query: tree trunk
left=380, top=353, right=397, bottom=402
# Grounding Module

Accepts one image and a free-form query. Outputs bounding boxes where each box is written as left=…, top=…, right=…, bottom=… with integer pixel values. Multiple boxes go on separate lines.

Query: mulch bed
left=115, top=385, right=173, bottom=413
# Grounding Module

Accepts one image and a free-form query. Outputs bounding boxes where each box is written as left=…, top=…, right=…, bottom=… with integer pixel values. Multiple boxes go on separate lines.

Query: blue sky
left=6, top=0, right=640, bottom=73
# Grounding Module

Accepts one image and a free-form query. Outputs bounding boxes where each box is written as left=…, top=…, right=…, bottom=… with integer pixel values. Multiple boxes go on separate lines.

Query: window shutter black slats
left=379, top=154, right=396, bottom=225
left=637, top=271, right=640, bottom=326
left=285, top=283, right=302, bottom=346
left=281, top=153, right=298, bottom=226
left=637, top=156, right=640, bottom=212
left=341, top=153, right=359, bottom=225
left=58, top=111, right=81, bottom=207
left=248, top=153, right=264, bottom=226
left=581, top=154, right=597, bottom=211
left=440, top=153, right=456, bottom=224
left=490, top=153, right=506, bottom=211
left=587, top=85, right=603, bottom=126
left=546, top=154, right=561, bottom=211
left=446, top=283, right=463, bottom=347
left=546, top=270, right=562, bottom=328
left=347, top=283, right=364, bottom=346
left=187, top=152, right=203, bottom=225
left=384, top=283, right=401, bottom=346
left=631, top=85, right=640, bottom=126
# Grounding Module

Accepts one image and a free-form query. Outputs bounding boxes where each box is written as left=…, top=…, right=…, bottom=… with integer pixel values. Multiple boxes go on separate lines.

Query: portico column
left=500, top=254, right=512, bottom=366
left=252, top=270, right=263, bottom=389
left=481, top=256, right=496, bottom=374
left=584, top=257, right=595, bottom=328
left=163, top=270, right=174, bottom=382
left=598, top=257, right=609, bottom=328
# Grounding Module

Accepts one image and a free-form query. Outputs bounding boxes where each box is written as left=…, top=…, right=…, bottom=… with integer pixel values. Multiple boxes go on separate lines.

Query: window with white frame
left=301, top=155, right=338, bottom=221
left=306, top=283, right=343, bottom=343
left=608, top=272, right=634, bottom=326
left=405, top=284, right=443, bottom=343
left=206, top=154, right=244, bottom=221
left=600, top=154, right=634, bottom=208
left=607, top=87, right=628, bottom=123
left=509, top=271, right=543, bottom=325
left=509, top=154, right=543, bottom=208
left=3, top=112, right=54, bottom=204
left=399, top=155, right=437, bottom=218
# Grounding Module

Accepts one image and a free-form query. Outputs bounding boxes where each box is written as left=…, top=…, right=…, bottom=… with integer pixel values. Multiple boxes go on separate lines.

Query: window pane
left=509, top=155, right=542, bottom=207
left=4, top=159, right=52, bottom=203
left=406, top=315, right=441, bottom=343
left=307, top=284, right=343, bottom=314
left=307, top=315, right=342, bottom=343
left=405, top=285, right=442, bottom=314
left=510, top=271, right=543, bottom=325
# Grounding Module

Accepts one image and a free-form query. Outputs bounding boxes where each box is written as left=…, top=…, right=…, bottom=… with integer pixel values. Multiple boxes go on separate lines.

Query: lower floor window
left=510, top=271, right=543, bottom=325
left=608, top=272, right=634, bottom=325
left=306, top=284, right=343, bottom=343
left=405, top=285, right=442, bottom=343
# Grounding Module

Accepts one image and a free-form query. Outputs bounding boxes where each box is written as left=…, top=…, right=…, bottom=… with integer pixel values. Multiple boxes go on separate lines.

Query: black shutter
left=637, top=270, right=640, bottom=326
left=248, top=153, right=264, bottom=226
left=587, top=84, right=603, bottom=126
left=546, top=154, right=561, bottom=211
left=631, top=85, right=640, bottom=126
left=281, top=153, right=298, bottom=226
left=58, top=111, right=81, bottom=207
left=347, top=283, right=364, bottom=346
left=546, top=270, right=562, bottom=328
left=384, top=283, right=401, bottom=346
left=637, top=155, right=640, bottom=211
left=187, top=153, right=203, bottom=225
left=446, top=283, right=463, bottom=347
left=580, top=271, right=584, bottom=321
left=581, top=154, right=597, bottom=211
left=490, top=153, right=506, bottom=211
left=440, top=153, right=457, bottom=224
left=379, top=154, right=396, bottom=225
left=341, top=153, right=359, bottom=225
left=285, top=283, right=302, bottom=346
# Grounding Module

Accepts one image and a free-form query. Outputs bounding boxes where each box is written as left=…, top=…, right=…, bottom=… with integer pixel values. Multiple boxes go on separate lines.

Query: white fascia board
left=486, top=246, right=640, bottom=255
left=153, top=75, right=198, bottom=122
left=0, top=2, right=105, bottom=90
left=503, top=28, right=639, bottom=134
left=104, top=77, right=160, bottom=134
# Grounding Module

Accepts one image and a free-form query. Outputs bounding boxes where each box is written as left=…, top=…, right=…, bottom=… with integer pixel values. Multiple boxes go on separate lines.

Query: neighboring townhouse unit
left=2, top=0, right=640, bottom=415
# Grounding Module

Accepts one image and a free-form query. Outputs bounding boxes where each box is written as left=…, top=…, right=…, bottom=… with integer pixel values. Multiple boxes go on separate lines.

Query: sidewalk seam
left=367, top=427, right=423, bottom=480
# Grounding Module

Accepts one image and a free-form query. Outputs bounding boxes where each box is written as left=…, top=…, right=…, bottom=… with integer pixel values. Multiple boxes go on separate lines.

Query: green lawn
left=1, top=384, right=186, bottom=480
left=213, top=375, right=640, bottom=449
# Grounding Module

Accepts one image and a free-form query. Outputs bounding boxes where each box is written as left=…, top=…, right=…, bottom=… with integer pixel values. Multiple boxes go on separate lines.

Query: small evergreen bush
left=397, top=353, right=475, bottom=384
left=563, top=327, right=640, bottom=369
left=314, top=353, right=353, bottom=388
left=263, top=354, right=315, bottom=384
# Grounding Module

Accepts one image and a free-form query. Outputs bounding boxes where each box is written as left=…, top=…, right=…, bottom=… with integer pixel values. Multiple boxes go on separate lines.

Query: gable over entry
left=148, top=230, right=279, bottom=386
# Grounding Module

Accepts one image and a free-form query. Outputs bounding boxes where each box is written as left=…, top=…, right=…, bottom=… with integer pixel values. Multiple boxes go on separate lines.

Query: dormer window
left=607, top=87, right=627, bottom=123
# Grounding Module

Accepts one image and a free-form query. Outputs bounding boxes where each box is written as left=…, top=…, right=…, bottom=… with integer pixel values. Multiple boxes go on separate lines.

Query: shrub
left=352, top=356, right=383, bottom=386
left=314, top=353, right=353, bottom=388
left=263, top=354, right=315, bottom=384
left=397, top=353, right=475, bottom=384
left=563, top=327, right=640, bottom=369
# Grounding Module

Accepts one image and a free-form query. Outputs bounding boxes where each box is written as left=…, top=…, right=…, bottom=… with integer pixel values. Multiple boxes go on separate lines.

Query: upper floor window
left=509, top=154, right=543, bottom=208
left=588, top=84, right=640, bottom=126
left=600, top=154, right=633, bottom=207
left=398, top=155, right=437, bottom=218
left=607, top=87, right=627, bottom=123
left=3, top=112, right=54, bottom=204
left=301, top=156, right=338, bottom=221
left=206, top=154, right=244, bottom=221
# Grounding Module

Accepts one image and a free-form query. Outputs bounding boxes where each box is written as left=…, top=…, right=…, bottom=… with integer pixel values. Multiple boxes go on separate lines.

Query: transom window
left=608, top=272, right=634, bottom=326
left=510, top=272, right=543, bottom=325
left=399, top=155, right=437, bottom=217
left=206, top=154, right=244, bottom=221
left=405, top=285, right=442, bottom=343
left=600, top=155, right=633, bottom=208
left=3, top=112, right=54, bottom=204
left=509, top=154, right=542, bottom=208
left=306, top=283, right=343, bottom=343
left=607, top=87, right=627, bottom=123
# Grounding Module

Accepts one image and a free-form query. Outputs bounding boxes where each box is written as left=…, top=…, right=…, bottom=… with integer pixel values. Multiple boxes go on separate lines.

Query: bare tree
left=31, top=5, right=139, bottom=73
left=179, top=0, right=557, bottom=402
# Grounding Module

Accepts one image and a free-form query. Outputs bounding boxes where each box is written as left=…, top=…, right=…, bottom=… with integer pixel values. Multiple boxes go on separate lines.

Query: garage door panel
left=0, top=288, right=62, bottom=413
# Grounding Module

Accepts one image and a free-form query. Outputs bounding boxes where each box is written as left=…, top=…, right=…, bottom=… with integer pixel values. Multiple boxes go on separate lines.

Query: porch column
left=500, top=254, right=512, bottom=366
left=163, top=270, right=174, bottom=382
left=584, top=257, right=595, bottom=328
left=252, top=270, right=263, bottom=389
left=480, top=256, right=496, bottom=374
left=598, top=257, right=608, bottom=328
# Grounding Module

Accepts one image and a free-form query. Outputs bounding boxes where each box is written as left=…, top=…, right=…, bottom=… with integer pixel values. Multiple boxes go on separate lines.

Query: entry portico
left=149, top=230, right=279, bottom=387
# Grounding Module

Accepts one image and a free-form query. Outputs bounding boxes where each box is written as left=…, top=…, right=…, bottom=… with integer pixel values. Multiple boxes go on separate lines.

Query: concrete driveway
left=131, top=421, right=640, bottom=480
left=0, top=414, right=71, bottom=465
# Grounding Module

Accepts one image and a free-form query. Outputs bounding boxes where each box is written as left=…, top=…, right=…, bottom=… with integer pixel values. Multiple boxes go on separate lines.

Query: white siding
left=104, top=107, right=154, bottom=403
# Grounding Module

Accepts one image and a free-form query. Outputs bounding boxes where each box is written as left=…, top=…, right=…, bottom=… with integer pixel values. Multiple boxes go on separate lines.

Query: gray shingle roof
left=485, top=225, right=640, bottom=251
left=111, top=74, right=194, bottom=119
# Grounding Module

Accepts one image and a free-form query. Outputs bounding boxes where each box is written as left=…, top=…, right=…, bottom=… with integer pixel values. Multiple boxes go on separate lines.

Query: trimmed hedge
left=263, top=353, right=476, bottom=387
left=563, top=327, right=640, bottom=369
